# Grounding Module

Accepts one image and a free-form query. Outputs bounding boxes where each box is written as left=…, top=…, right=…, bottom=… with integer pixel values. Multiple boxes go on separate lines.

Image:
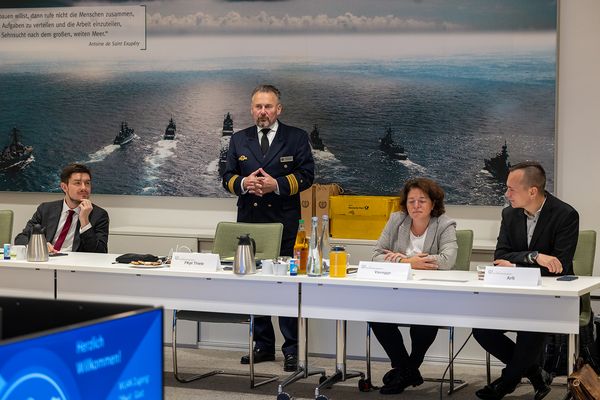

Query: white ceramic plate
left=129, top=263, right=167, bottom=269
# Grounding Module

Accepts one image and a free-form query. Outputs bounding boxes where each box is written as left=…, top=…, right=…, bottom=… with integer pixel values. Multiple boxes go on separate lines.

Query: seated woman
left=371, top=177, right=457, bottom=395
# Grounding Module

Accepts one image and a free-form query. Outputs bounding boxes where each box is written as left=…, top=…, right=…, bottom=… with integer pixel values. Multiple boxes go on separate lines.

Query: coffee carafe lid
left=237, top=234, right=253, bottom=245
left=32, top=224, right=45, bottom=235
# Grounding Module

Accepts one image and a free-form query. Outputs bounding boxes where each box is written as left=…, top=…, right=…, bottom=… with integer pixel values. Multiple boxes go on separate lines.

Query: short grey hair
left=251, top=84, right=281, bottom=101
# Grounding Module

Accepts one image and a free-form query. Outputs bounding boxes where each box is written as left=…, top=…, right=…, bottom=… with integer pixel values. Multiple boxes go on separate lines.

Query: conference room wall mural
left=0, top=0, right=556, bottom=206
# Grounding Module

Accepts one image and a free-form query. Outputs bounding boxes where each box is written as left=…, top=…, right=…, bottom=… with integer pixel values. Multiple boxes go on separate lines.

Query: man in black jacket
left=15, top=163, right=109, bottom=253
left=222, top=84, right=314, bottom=372
left=474, top=161, right=579, bottom=400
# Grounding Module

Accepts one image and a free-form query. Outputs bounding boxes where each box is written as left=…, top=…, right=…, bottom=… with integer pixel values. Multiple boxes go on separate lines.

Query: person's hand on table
left=493, top=259, right=515, bottom=267
left=535, top=253, right=563, bottom=274
left=383, top=249, right=407, bottom=262
left=405, top=253, right=438, bottom=270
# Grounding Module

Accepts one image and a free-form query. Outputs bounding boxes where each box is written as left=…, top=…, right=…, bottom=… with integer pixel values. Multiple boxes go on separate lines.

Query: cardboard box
left=330, top=195, right=401, bottom=240
left=314, top=183, right=342, bottom=231
left=300, top=186, right=314, bottom=225
left=300, top=183, right=343, bottom=229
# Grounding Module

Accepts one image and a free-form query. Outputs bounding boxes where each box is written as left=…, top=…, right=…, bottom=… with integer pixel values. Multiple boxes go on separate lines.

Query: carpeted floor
left=163, top=347, right=569, bottom=399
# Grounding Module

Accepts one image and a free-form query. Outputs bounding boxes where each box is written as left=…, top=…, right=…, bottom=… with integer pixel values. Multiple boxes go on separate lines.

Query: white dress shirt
left=52, top=200, right=91, bottom=252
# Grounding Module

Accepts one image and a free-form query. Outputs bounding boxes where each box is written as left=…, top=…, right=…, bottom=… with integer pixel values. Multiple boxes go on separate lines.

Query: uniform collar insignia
left=238, top=155, right=248, bottom=161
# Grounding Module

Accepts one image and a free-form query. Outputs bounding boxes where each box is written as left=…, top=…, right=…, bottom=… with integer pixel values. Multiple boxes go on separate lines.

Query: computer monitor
left=0, top=300, right=163, bottom=400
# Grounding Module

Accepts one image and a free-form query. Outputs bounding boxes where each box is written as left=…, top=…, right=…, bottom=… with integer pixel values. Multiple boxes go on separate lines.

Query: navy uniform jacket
left=495, top=192, right=579, bottom=276
left=14, top=199, right=110, bottom=253
left=222, top=121, right=315, bottom=255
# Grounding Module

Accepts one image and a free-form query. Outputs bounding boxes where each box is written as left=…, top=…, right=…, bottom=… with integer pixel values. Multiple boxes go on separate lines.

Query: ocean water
left=0, top=39, right=555, bottom=205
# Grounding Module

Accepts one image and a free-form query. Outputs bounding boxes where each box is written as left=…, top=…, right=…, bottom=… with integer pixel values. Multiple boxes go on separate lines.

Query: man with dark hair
left=473, top=161, right=579, bottom=400
left=222, top=84, right=314, bottom=372
left=15, top=163, right=109, bottom=253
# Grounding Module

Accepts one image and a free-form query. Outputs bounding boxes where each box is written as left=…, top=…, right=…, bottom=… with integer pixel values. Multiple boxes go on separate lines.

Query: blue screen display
left=0, top=308, right=163, bottom=400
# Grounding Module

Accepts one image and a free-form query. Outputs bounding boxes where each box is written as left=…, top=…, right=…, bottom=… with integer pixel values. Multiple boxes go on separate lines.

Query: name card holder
left=484, top=266, right=541, bottom=287
left=171, top=252, right=220, bottom=271
left=357, top=261, right=412, bottom=281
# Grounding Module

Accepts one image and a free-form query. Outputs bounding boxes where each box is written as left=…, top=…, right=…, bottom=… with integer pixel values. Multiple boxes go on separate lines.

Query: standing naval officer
left=222, top=84, right=315, bottom=371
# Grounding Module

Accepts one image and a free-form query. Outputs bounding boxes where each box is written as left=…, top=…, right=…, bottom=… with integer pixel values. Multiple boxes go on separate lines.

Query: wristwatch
left=527, top=251, right=539, bottom=264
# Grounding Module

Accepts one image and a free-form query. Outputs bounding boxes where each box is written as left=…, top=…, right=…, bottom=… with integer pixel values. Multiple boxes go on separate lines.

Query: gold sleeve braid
left=285, top=174, right=299, bottom=195
left=227, top=174, right=240, bottom=194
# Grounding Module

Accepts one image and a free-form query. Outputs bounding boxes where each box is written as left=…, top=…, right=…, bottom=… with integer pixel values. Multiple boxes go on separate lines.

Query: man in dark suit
left=473, top=161, right=579, bottom=400
left=222, top=84, right=314, bottom=372
left=15, top=163, right=109, bottom=253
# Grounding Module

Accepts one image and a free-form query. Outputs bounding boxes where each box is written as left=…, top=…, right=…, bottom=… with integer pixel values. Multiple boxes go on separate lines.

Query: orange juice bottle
left=299, top=242, right=309, bottom=274
left=293, top=219, right=309, bottom=274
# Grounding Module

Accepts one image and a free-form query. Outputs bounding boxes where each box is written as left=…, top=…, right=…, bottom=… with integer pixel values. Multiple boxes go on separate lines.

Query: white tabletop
left=4, top=253, right=599, bottom=298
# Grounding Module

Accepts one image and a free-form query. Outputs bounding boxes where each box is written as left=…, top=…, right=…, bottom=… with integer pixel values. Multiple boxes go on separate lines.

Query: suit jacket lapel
left=246, top=129, right=263, bottom=162
left=262, top=123, right=286, bottom=166
left=515, top=212, right=529, bottom=250
left=72, top=219, right=82, bottom=251
left=423, top=217, right=438, bottom=253
left=396, top=214, right=412, bottom=252
left=45, top=201, right=63, bottom=242
left=529, top=195, right=552, bottom=250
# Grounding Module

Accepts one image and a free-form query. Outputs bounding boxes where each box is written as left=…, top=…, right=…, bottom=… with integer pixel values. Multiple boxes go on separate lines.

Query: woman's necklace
left=411, top=223, right=429, bottom=238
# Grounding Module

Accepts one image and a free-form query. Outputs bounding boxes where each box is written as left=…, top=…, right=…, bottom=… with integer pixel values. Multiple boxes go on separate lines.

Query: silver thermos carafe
left=27, top=224, right=49, bottom=262
left=233, top=234, right=256, bottom=275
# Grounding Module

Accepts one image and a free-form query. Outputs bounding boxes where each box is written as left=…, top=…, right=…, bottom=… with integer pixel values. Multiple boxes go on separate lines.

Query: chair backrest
left=213, top=222, right=283, bottom=260
left=573, top=230, right=596, bottom=277
left=0, top=210, right=14, bottom=245
left=454, top=229, right=474, bottom=271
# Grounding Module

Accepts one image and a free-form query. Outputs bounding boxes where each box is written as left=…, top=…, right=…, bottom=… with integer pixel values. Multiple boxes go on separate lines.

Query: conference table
left=0, top=253, right=298, bottom=318
left=2, top=253, right=600, bottom=395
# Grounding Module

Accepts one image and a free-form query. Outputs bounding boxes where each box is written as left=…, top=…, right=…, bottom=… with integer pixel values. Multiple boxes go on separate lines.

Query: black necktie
left=260, top=128, right=270, bottom=156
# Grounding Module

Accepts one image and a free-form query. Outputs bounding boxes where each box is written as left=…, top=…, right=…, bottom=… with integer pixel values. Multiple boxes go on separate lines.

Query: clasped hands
left=494, top=253, right=563, bottom=274
left=243, top=168, right=277, bottom=196
left=383, top=250, right=438, bottom=270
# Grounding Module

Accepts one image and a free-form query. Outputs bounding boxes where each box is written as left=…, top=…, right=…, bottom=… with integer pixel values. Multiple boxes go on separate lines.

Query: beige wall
left=2, top=0, right=599, bottom=273
left=556, top=0, right=600, bottom=273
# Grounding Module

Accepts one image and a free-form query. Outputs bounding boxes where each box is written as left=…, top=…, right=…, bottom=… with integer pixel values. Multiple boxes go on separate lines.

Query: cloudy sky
left=3, top=0, right=557, bottom=34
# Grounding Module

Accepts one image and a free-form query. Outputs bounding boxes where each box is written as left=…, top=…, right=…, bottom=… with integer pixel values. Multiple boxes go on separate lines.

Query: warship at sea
left=484, top=141, right=510, bottom=183
left=0, top=127, right=33, bottom=171
left=164, top=118, right=176, bottom=140
left=113, top=122, right=134, bottom=145
left=218, top=112, right=234, bottom=177
left=309, top=124, right=325, bottom=151
left=379, top=126, right=407, bottom=160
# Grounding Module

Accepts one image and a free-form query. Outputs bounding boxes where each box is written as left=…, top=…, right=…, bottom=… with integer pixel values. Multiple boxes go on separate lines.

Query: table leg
left=277, top=284, right=326, bottom=399
left=314, top=320, right=364, bottom=400
left=568, top=333, right=579, bottom=375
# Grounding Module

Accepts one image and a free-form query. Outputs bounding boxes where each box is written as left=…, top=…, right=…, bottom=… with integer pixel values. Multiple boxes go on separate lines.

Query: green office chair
left=364, top=229, right=473, bottom=394
left=485, top=230, right=597, bottom=384
left=0, top=210, right=14, bottom=245
left=573, top=230, right=596, bottom=326
left=455, top=229, right=474, bottom=271
left=172, top=221, right=283, bottom=388
left=212, top=222, right=284, bottom=261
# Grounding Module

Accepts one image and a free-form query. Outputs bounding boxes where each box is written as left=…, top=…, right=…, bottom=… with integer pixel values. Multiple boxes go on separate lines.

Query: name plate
left=171, top=252, right=220, bottom=271
left=484, top=266, right=541, bottom=287
left=357, top=261, right=412, bottom=281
